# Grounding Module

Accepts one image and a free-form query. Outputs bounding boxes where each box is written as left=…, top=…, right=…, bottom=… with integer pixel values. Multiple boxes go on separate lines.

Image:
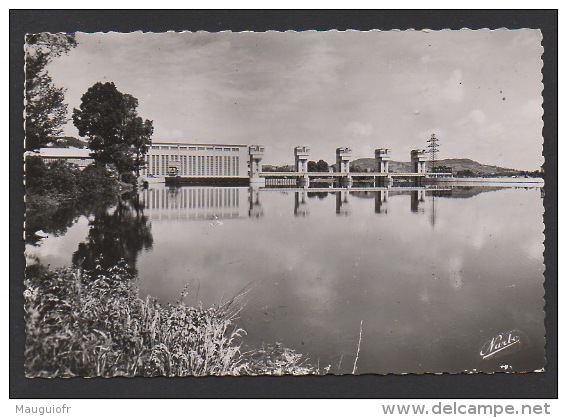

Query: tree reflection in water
left=73, top=192, right=153, bottom=274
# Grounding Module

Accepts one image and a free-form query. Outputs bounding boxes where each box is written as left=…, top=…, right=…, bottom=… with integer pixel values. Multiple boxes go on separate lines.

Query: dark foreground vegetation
left=24, top=262, right=316, bottom=377
left=25, top=156, right=126, bottom=243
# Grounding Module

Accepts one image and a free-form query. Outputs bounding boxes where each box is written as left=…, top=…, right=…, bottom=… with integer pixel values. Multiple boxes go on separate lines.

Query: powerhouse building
left=142, top=142, right=250, bottom=178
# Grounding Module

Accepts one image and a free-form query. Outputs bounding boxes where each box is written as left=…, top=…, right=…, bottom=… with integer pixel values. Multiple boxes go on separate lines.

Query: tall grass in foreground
left=24, top=262, right=316, bottom=377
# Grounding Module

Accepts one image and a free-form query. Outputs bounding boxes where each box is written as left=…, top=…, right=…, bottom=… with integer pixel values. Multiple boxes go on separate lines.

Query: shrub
left=457, top=169, right=475, bottom=177
left=120, top=171, right=137, bottom=185
left=42, top=160, right=81, bottom=201
left=77, top=164, right=118, bottom=198
left=26, top=157, right=81, bottom=200
left=25, top=155, right=48, bottom=190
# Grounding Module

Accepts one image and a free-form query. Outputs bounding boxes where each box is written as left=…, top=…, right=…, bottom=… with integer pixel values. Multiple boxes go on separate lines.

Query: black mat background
left=9, top=9, right=558, bottom=399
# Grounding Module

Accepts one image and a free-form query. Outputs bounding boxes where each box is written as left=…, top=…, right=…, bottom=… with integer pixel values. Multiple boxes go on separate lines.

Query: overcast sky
left=48, top=30, right=543, bottom=170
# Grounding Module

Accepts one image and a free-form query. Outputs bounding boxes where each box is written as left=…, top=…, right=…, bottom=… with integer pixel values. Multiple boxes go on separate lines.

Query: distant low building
left=37, top=147, right=93, bottom=169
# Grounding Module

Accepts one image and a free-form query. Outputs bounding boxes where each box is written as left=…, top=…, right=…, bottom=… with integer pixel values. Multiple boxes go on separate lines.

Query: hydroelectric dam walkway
left=249, top=146, right=451, bottom=187
left=165, top=145, right=452, bottom=187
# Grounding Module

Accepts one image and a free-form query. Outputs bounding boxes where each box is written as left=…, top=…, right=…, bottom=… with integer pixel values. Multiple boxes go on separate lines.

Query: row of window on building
left=141, top=187, right=241, bottom=210
left=150, top=145, right=242, bottom=152
left=144, top=154, right=241, bottom=177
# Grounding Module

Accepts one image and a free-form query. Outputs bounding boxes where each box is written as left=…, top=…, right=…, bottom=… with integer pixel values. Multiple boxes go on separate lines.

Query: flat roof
left=37, top=143, right=251, bottom=158
left=152, top=141, right=249, bottom=147
left=38, top=148, right=92, bottom=158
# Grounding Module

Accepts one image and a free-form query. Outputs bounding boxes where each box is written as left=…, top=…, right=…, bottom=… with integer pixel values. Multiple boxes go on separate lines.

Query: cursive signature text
left=480, top=330, right=523, bottom=360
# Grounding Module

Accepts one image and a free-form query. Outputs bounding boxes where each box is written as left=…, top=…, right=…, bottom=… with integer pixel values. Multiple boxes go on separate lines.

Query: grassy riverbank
left=24, top=262, right=316, bottom=377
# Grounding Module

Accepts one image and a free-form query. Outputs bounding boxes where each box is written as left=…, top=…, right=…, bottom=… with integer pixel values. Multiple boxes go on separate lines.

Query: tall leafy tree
left=25, top=33, right=77, bottom=150
left=125, top=114, right=154, bottom=177
left=72, top=82, right=153, bottom=178
left=307, top=159, right=329, bottom=172
left=315, top=159, right=329, bottom=172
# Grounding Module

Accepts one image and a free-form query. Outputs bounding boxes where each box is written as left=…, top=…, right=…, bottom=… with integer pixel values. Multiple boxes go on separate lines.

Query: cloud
left=345, top=121, right=374, bottom=138
left=454, top=110, right=487, bottom=131
left=468, top=109, right=487, bottom=124
left=442, top=69, right=465, bottom=103
left=153, top=125, right=184, bottom=141
left=521, top=98, right=543, bottom=119
left=47, top=30, right=544, bottom=170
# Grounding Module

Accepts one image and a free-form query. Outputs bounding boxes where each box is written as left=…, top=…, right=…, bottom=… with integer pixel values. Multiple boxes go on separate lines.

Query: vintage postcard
left=24, top=29, right=545, bottom=377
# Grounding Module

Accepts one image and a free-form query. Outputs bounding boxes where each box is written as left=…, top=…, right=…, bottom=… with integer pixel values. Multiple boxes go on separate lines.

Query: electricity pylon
left=427, top=133, right=439, bottom=172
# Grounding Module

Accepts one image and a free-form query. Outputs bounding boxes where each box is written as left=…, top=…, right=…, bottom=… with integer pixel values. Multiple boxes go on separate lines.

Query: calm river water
left=26, top=184, right=545, bottom=374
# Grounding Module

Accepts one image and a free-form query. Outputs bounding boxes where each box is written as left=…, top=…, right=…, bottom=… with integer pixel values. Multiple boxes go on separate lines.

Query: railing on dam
left=259, top=186, right=452, bottom=192
left=259, top=171, right=453, bottom=178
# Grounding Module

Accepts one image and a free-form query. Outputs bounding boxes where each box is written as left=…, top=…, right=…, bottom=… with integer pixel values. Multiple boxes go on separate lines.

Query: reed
left=24, top=262, right=316, bottom=377
left=352, top=320, right=363, bottom=374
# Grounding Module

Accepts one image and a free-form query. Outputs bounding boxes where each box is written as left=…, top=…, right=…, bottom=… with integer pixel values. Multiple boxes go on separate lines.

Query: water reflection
left=294, top=191, right=309, bottom=217
left=375, top=190, right=388, bottom=214
left=307, top=191, right=329, bottom=200
left=335, top=190, right=351, bottom=216
left=139, top=186, right=249, bottom=220
left=249, top=187, right=264, bottom=218
left=72, top=193, right=153, bottom=274
left=136, top=185, right=544, bottom=373
left=410, top=190, right=426, bottom=214
left=27, top=184, right=545, bottom=374
left=26, top=203, right=87, bottom=246
left=26, top=195, right=114, bottom=246
left=137, top=186, right=466, bottom=219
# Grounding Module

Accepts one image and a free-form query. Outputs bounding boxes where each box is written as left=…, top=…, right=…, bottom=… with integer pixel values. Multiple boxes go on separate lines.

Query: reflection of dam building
left=411, top=190, right=426, bottom=213
left=375, top=190, right=388, bottom=214
left=249, top=187, right=264, bottom=218
left=294, top=191, right=309, bottom=217
left=335, top=190, right=351, bottom=216
left=142, top=142, right=250, bottom=179
left=139, top=187, right=249, bottom=220
left=138, top=186, right=448, bottom=220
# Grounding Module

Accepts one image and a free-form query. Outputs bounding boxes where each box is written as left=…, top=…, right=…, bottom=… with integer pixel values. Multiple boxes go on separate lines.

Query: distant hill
left=350, top=158, right=520, bottom=176
left=264, top=158, right=520, bottom=176
left=431, top=186, right=508, bottom=199
left=349, top=186, right=504, bottom=200
left=262, top=164, right=295, bottom=172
